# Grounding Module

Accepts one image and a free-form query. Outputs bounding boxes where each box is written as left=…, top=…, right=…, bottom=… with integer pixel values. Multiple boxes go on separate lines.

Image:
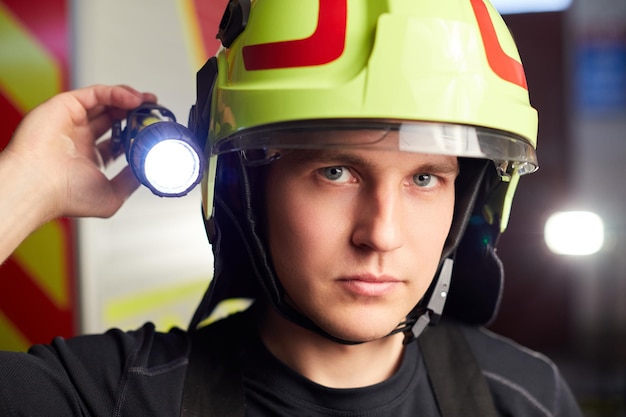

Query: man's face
left=265, top=131, right=458, bottom=342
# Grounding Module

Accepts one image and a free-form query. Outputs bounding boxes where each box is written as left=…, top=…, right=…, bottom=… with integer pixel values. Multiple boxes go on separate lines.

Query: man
left=0, top=1, right=583, bottom=415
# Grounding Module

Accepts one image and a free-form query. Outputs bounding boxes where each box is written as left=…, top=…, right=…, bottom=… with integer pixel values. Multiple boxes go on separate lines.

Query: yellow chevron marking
left=0, top=311, right=30, bottom=352
left=176, top=0, right=208, bottom=70
left=104, top=279, right=208, bottom=332
left=13, top=222, right=69, bottom=309
left=197, top=298, right=253, bottom=328
left=0, top=3, right=61, bottom=113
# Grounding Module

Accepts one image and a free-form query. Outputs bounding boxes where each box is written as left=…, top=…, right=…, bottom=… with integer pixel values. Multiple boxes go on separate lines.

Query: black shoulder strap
left=418, top=320, right=499, bottom=417
left=181, top=314, right=246, bottom=417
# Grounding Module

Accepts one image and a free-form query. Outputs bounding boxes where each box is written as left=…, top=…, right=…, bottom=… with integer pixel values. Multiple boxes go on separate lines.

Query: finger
left=85, top=91, right=159, bottom=141
left=140, top=91, right=158, bottom=104
left=77, top=166, right=140, bottom=219
left=33, top=85, right=139, bottom=141
left=83, top=88, right=157, bottom=121
left=74, top=84, right=144, bottom=112
left=109, top=85, right=157, bottom=107
left=85, top=110, right=120, bottom=141
left=109, top=165, right=141, bottom=207
left=62, top=85, right=154, bottom=128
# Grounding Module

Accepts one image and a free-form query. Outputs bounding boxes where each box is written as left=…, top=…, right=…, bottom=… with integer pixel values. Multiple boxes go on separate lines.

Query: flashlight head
left=128, top=121, right=205, bottom=197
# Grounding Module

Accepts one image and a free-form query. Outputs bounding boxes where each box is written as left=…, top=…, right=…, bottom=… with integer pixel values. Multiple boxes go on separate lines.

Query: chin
left=316, top=313, right=406, bottom=344
left=328, top=326, right=402, bottom=345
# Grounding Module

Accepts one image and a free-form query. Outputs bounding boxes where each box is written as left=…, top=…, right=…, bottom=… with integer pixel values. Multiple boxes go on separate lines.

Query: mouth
left=337, top=274, right=402, bottom=297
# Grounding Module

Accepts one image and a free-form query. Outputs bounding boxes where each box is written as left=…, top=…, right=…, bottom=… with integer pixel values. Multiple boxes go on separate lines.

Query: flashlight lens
left=144, top=139, right=201, bottom=195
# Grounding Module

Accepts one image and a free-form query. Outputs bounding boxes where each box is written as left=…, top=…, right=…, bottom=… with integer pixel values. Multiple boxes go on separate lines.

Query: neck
left=259, top=307, right=405, bottom=388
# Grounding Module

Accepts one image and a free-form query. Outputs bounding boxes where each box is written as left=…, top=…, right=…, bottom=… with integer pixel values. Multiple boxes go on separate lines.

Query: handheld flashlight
left=112, top=104, right=205, bottom=197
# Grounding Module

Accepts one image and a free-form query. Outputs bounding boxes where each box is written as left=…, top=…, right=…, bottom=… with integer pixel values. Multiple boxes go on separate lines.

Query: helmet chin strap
left=403, top=258, right=453, bottom=344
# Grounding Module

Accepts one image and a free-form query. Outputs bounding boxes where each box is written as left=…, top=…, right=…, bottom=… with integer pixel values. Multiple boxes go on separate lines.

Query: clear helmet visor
left=210, top=121, right=538, bottom=178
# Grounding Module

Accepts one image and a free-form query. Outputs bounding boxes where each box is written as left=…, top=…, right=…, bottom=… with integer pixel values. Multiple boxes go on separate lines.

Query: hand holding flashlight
left=0, top=85, right=156, bottom=263
left=112, top=104, right=205, bottom=197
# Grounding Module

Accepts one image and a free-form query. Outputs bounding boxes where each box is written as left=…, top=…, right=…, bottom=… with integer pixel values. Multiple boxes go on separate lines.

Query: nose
left=351, top=184, right=404, bottom=253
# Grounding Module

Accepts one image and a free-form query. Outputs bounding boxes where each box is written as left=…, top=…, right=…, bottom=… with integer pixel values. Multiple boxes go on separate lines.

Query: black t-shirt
left=241, top=327, right=439, bottom=416
left=0, top=312, right=583, bottom=417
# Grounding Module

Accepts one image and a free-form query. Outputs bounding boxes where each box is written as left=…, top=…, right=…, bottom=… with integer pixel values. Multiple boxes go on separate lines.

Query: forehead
left=280, top=128, right=454, bottom=158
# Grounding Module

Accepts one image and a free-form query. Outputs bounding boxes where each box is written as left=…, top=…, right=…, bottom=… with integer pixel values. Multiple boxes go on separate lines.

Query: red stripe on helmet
left=471, top=0, right=528, bottom=89
left=242, top=0, right=347, bottom=70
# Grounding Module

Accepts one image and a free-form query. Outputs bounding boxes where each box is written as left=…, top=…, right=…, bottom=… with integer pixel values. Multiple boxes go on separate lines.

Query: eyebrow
left=308, top=151, right=376, bottom=169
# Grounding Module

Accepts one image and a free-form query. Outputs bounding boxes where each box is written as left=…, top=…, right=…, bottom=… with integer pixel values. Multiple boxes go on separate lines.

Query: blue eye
left=323, top=166, right=349, bottom=182
left=413, top=173, right=438, bottom=188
